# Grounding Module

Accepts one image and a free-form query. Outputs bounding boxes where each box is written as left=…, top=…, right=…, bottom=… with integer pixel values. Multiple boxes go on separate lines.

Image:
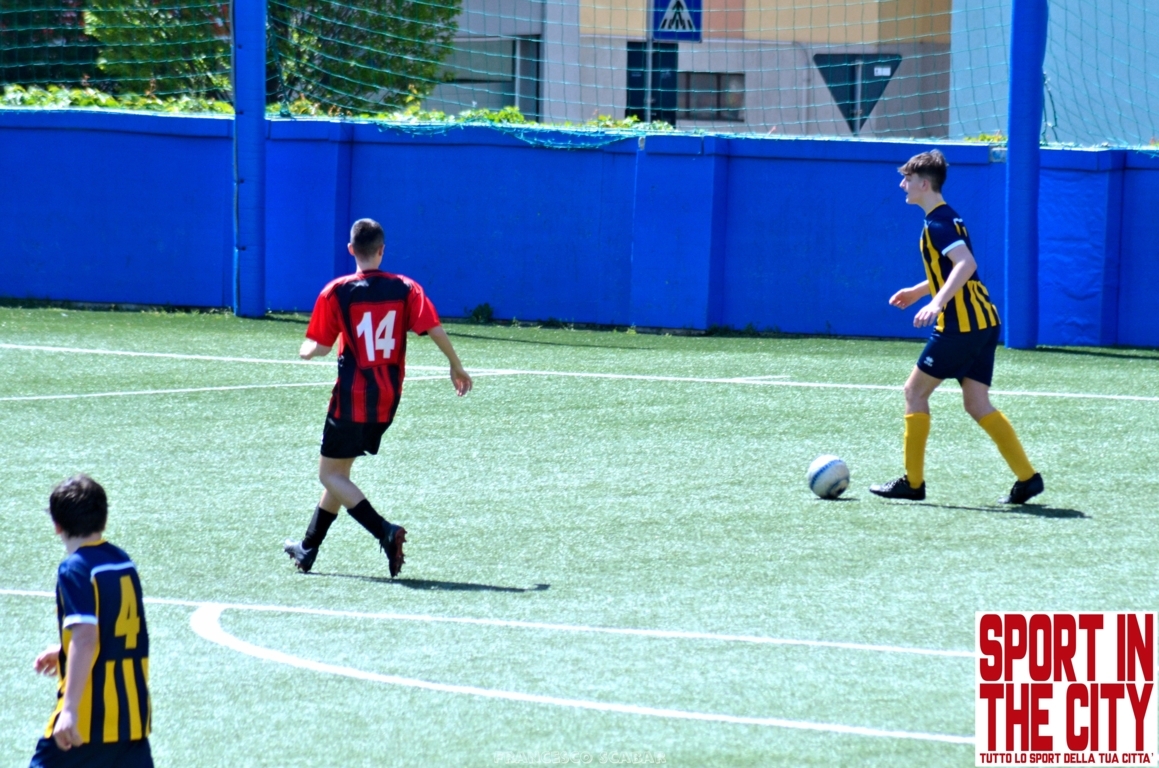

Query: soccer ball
left=807, top=455, right=850, bottom=499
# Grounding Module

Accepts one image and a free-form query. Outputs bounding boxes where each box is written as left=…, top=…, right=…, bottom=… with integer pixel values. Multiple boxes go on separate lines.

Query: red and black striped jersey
left=47, top=540, right=151, bottom=744
left=306, top=270, right=440, bottom=424
left=920, top=203, right=1001, bottom=333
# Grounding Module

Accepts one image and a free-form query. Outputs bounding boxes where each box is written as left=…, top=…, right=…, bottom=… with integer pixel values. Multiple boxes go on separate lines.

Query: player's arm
left=913, top=244, right=977, bottom=328
left=889, top=280, right=930, bottom=310
left=299, top=339, right=332, bottom=360
left=53, top=624, right=97, bottom=750
left=33, top=644, right=61, bottom=675
left=425, top=325, right=473, bottom=396
left=301, top=289, right=339, bottom=360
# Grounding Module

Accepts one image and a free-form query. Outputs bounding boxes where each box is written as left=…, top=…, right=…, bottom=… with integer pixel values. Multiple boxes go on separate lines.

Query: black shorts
left=320, top=416, right=390, bottom=459
left=31, top=737, right=153, bottom=768
left=917, top=326, right=1000, bottom=386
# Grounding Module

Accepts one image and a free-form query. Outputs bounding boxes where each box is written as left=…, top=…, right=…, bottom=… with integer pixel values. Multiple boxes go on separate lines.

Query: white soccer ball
left=807, top=455, right=850, bottom=499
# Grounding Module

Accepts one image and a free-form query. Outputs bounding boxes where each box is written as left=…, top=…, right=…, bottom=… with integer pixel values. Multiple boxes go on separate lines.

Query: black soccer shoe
left=380, top=524, right=407, bottom=578
left=869, top=475, right=927, bottom=501
left=283, top=539, right=318, bottom=573
left=1000, top=473, right=1044, bottom=505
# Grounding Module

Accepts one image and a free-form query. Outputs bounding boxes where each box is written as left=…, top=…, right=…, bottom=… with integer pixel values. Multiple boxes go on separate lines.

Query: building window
left=515, top=38, right=540, bottom=121
left=678, top=72, right=745, bottom=122
left=626, top=42, right=678, bottom=125
left=429, top=37, right=540, bottom=120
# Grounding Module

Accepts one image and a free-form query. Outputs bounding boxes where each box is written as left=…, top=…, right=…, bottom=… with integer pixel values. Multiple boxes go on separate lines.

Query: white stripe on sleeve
left=63, top=614, right=99, bottom=627
left=940, top=240, right=966, bottom=256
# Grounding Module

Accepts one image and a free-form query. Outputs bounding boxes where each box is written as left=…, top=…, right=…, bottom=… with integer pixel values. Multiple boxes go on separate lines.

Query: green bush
left=0, top=0, right=99, bottom=87
left=467, top=303, right=495, bottom=323
left=269, top=0, right=461, bottom=113
left=82, top=0, right=231, bottom=99
left=1, top=86, right=682, bottom=134
left=1, top=84, right=232, bottom=113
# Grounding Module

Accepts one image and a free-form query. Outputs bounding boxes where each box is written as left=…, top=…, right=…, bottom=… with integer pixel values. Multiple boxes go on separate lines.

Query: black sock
left=302, top=507, right=338, bottom=550
left=347, top=499, right=388, bottom=540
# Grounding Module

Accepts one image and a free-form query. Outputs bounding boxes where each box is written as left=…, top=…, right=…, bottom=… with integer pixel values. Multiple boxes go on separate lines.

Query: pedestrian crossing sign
left=652, top=0, right=702, bottom=42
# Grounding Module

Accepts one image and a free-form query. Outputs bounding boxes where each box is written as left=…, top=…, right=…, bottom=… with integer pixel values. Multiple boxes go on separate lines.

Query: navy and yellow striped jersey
left=920, top=203, right=1001, bottom=333
left=46, top=540, right=151, bottom=744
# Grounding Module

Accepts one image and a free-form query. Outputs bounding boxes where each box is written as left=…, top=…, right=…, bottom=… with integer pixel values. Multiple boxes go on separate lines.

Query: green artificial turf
left=1, top=307, right=1156, bottom=766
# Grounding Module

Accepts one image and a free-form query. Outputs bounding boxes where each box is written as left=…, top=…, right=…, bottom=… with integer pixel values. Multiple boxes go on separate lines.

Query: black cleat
left=283, top=539, right=318, bottom=573
left=869, top=475, right=926, bottom=501
left=1000, top=473, right=1044, bottom=504
left=380, top=524, right=407, bottom=578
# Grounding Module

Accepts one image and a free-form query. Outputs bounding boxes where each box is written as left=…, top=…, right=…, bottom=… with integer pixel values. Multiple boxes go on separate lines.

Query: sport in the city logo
left=976, top=612, right=1157, bottom=766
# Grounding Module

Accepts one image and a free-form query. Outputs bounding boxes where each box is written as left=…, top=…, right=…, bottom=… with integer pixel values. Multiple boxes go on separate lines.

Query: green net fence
left=0, top=0, right=232, bottom=105
left=1, top=0, right=1156, bottom=146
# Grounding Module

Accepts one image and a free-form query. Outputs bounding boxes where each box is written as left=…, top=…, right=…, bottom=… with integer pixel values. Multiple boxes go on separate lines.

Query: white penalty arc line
left=3, top=343, right=1157, bottom=403
left=0, top=589, right=970, bottom=658
left=0, top=376, right=446, bottom=403
left=188, top=604, right=972, bottom=745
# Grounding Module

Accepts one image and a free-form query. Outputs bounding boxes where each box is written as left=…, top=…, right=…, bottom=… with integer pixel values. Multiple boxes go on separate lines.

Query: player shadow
left=913, top=502, right=1088, bottom=519
left=445, top=330, right=652, bottom=351
left=1033, top=346, right=1159, bottom=363
left=262, top=313, right=309, bottom=324
left=311, top=572, right=551, bottom=593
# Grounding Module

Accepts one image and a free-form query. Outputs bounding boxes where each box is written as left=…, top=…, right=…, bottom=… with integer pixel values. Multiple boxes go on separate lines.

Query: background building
left=423, top=0, right=1157, bottom=143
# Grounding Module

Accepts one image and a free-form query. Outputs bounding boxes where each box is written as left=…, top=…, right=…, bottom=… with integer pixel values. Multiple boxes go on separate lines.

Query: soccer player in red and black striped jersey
left=283, top=218, right=472, bottom=577
left=870, top=150, right=1044, bottom=504
left=31, top=475, right=153, bottom=768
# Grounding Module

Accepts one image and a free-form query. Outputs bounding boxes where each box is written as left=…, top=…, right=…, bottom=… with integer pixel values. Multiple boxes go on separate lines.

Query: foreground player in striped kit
left=31, top=475, right=153, bottom=768
left=870, top=150, right=1044, bottom=505
left=284, top=218, right=473, bottom=577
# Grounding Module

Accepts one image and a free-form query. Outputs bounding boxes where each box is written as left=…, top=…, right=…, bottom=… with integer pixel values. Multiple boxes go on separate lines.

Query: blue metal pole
left=1004, top=0, right=1048, bottom=349
left=231, top=0, right=267, bottom=317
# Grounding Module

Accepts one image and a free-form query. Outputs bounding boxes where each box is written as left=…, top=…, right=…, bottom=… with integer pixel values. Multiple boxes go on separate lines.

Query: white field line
left=0, top=589, right=970, bottom=658
left=189, top=604, right=971, bottom=744
left=2, top=589, right=976, bottom=742
left=0, top=343, right=447, bottom=371
left=3, top=342, right=1156, bottom=403
left=0, top=377, right=445, bottom=403
left=727, top=374, right=792, bottom=381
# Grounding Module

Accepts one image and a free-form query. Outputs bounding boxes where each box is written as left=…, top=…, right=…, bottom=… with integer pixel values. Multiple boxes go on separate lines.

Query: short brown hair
left=49, top=475, right=108, bottom=538
left=350, top=218, right=385, bottom=258
left=898, top=150, right=948, bottom=193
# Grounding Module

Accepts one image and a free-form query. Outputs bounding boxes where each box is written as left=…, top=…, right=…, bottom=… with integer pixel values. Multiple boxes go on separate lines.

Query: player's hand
left=889, top=286, right=923, bottom=310
left=913, top=300, right=943, bottom=328
left=33, top=646, right=60, bottom=676
left=450, top=366, right=473, bottom=396
left=52, top=709, right=84, bottom=750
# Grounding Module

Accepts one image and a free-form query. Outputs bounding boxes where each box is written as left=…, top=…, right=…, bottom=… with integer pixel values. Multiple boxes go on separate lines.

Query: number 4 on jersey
left=115, top=574, right=141, bottom=649
left=356, top=309, right=397, bottom=363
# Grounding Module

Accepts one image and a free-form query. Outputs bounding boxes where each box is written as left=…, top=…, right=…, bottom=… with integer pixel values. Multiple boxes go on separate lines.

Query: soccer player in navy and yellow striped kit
left=870, top=150, right=1045, bottom=504
left=30, top=475, right=153, bottom=768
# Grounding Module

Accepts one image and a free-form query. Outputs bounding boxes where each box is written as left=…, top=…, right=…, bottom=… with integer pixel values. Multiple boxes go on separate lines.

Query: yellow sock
left=977, top=410, right=1036, bottom=481
left=904, top=413, right=931, bottom=488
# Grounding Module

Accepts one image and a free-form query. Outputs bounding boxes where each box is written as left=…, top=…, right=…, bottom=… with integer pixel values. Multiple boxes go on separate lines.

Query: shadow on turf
left=914, top=502, right=1089, bottom=519
left=1033, top=346, right=1159, bottom=363
left=446, top=330, right=652, bottom=351
left=311, top=572, right=551, bottom=592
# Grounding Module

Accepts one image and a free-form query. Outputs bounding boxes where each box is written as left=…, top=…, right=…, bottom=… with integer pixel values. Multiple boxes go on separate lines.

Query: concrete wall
left=0, top=110, right=1154, bottom=347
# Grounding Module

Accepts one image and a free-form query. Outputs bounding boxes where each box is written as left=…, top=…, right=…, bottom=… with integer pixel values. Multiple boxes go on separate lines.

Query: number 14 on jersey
left=350, top=301, right=404, bottom=367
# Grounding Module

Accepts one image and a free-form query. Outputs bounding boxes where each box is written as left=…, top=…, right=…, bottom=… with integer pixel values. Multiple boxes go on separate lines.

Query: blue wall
left=0, top=110, right=1154, bottom=347
left=1117, top=153, right=1159, bottom=348
left=0, top=111, right=233, bottom=307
